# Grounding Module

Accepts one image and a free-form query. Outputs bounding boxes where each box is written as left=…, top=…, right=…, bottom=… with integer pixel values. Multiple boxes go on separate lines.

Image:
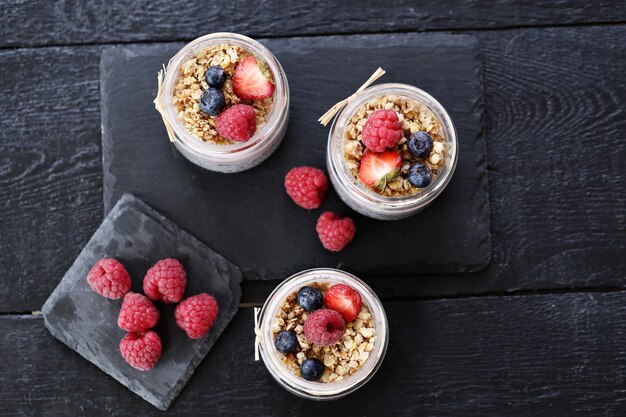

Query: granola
left=271, top=283, right=376, bottom=382
left=343, top=95, right=446, bottom=196
left=172, top=44, right=274, bottom=144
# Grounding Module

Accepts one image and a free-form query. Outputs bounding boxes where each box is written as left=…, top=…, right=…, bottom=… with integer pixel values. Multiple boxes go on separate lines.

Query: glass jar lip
left=328, top=83, right=458, bottom=210
left=161, top=32, right=289, bottom=156
left=258, top=268, right=389, bottom=399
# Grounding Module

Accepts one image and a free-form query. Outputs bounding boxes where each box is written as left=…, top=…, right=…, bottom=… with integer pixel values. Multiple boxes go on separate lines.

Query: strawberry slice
left=233, top=56, right=275, bottom=100
left=358, top=150, right=402, bottom=191
left=324, top=284, right=362, bottom=322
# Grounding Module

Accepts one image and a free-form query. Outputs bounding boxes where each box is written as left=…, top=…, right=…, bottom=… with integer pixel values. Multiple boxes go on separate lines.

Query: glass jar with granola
left=257, top=268, right=388, bottom=400
left=326, top=83, right=458, bottom=220
left=157, top=33, right=289, bottom=173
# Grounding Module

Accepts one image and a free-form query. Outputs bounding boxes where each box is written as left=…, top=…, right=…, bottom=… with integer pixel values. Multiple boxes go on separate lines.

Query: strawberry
left=323, top=284, right=362, bottom=322
left=233, top=56, right=275, bottom=100
left=358, top=150, right=402, bottom=191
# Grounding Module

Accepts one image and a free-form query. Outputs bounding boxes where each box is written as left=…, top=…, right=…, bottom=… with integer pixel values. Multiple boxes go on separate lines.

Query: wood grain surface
left=3, top=291, right=626, bottom=416
left=1, top=0, right=625, bottom=47
left=1, top=26, right=624, bottom=312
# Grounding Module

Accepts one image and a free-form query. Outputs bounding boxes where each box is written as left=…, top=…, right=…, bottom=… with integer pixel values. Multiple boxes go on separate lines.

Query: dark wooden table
left=1, top=1, right=625, bottom=416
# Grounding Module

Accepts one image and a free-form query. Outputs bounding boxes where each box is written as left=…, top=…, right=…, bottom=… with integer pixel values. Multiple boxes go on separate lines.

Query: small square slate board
left=42, top=194, right=242, bottom=410
left=101, top=33, right=491, bottom=279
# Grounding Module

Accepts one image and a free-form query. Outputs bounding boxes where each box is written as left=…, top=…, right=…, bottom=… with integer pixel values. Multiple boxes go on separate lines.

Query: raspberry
left=284, top=166, right=328, bottom=209
left=118, top=292, right=160, bottom=332
left=316, top=211, right=356, bottom=252
left=86, top=258, right=131, bottom=299
left=120, top=331, right=162, bottom=371
left=175, top=293, right=219, bottom=339
left=143, top=258, right=186, bottom=304
left=304, top=309, right=345, bottom=346
left=361, top=109, right=403, bottom=152
left=216, top=104, right=257, bottom=142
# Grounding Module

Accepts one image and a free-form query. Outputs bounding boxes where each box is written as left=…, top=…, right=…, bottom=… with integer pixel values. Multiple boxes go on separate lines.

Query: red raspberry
left=86, top=258, right=131, bottom=299
left=143, top=259, right=186, bottom=304
left=304, top=309, right=345, bottom=346
left=216, top=104, right=257, bottom=142
left=284, top=166, right=328, bottom=209
left=174, top=293, right=219, bottom=339
left=361, top=109, right=403, bottom=152
left=118, top=292, right=160, bottom=332
left=316, top=211, right=356, bottom=252
left=120, top=331, right=162, bottom=371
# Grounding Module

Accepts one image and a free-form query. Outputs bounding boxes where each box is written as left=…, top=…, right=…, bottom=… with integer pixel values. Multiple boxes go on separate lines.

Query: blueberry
left=297, top=286, right=323, bottom=311
left=407, top=163, right=432, bottom=188
left=205, top=65, right=226, bottom=88
left=407, top=131, right=433, bottom=158
left=274, top=330, right=298, bottom=354
left=199, top=88, right=225, bottom=116
left=300, top=358, right=325, bottom=381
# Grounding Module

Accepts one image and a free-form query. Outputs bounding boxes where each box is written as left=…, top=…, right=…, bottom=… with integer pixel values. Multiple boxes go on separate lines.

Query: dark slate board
left=101, top=33, right=490, bottom=279
left=41, top=194, right=242, bottom=410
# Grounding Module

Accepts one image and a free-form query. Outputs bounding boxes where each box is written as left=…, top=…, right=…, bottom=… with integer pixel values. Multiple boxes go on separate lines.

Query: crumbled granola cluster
left=343, top=95, right=446, bottom=196
left=271, top=283, right=376, bottom=382
left=172, top=44, right=274, bottom=144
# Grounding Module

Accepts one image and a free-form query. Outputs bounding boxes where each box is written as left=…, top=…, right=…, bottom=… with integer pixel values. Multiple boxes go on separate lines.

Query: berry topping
left=119, top=331, right=162, bottom=371
left=216, top=104, right=257, bottom=142
left=274, top=330, right=298, bottom=354
left=407, top=163, right=432, bottom=188
left=300, top=358, right=325, bottom=381
left=303, top=309, right=345, bottom=346
left=324, top=283, right=362, bottom=322
left=118, top=292, right=160, bottom=332
left=297, top=286, right=324, bottom=311
left=361, top=109, right=403, bottom=152
left=205, top=65, right=226, bottom=88
left=358, top=150, right=402, bottom=192
left=174, top=293, right=219, bottom=339
left=143, top=258, right=187, bottom=304
left=407, top=131, right=433, bottom=158
left=233, top=56, right=275, bottom=100
left=86, top=258, right=131, bottom=300
left=284, top=166, right=328, bottom=210
left=316, top=211, right=356, bottom=252
left=199, top=87, right=225, bottom=116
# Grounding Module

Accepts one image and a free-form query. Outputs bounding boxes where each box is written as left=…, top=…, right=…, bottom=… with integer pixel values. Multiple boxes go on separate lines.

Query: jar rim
left=328, top=83, right=458, bottom=212
left=258, top=268, right=389, bottom=399
left=161, top=32, right=289, bottom=156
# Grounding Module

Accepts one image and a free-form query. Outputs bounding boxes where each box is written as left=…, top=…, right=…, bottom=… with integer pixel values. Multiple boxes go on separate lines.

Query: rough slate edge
left=41, top=194, right=243, bottom=410
left=100, top=33, right=491, bottom=278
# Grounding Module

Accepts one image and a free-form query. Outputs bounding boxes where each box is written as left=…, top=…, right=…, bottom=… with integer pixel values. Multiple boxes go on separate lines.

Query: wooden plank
left=0, top=0, right=625, bottom=48
left=1, top=26, right=625, bottom=312
left=2, top=292, right=626, bottom=415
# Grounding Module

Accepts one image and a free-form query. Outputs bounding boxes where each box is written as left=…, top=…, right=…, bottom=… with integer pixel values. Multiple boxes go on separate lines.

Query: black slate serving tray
left=101, top=33, right=490, bottom=279
left=42, top=194, right=242, bottom=410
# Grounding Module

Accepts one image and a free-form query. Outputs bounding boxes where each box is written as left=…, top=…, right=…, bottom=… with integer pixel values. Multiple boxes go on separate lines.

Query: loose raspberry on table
left=86, top=258, right=131, bottom=299
left=216, top=104, right=257, bottom=142
left=143, top=258, right=187, bottom=304
left=304, top=309, right=345, bottom=346
left=119, top=330, right=162, bottom=371
left=316, top=211, right=356, bottom=252
left=175, top=293, right=219, bottom=339
left=118, top=292, right=160, bottom=332
left=284, top=166, right=328, bottom=209
left=361, top=109, right=403, bottom=152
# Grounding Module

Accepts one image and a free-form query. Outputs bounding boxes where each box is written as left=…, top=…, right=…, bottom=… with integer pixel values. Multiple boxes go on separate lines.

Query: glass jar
left=257, top=268, right=388, bottom=400
left=326, top=83, right=458, bottom=220
left=159, top=32, right=290, bottom=173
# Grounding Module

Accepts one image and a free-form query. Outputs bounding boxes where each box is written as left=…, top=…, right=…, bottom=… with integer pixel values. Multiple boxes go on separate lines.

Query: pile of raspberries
left=86, top=258, right=219, bottom=371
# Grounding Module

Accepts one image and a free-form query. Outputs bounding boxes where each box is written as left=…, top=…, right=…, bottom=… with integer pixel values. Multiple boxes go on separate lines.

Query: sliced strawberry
left=324, top=284, right=362, bottom=322
left=358, top=150, right=402, bottom=191
left=233, top=56, right=275, bottom=100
